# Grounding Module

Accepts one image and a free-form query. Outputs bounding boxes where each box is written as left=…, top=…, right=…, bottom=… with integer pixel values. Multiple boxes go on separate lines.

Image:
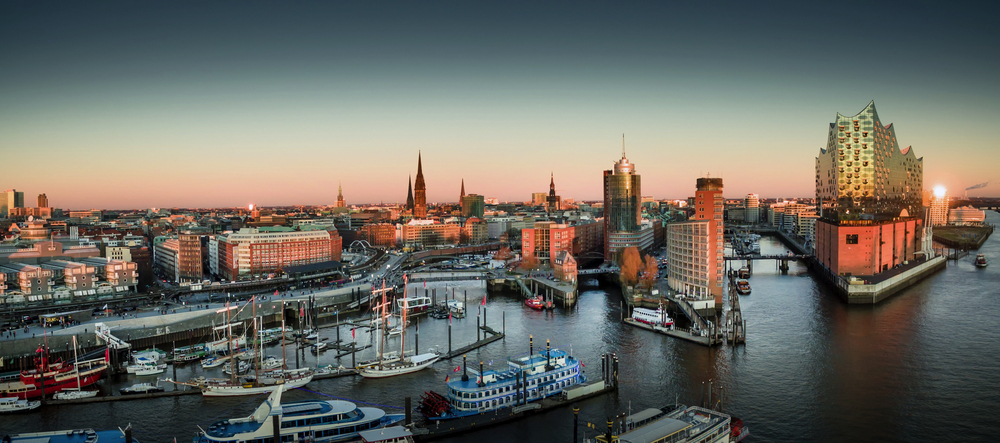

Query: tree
left=493, top=247, right=513, bottom=261
left=639, top=254, right=659, bottom=289
left=618, top=247, right=641, bottom=287
left=520, top=255, right=539, bottom=273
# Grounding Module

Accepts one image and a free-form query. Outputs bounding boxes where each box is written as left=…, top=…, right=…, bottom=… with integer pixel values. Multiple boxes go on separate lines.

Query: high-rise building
left=695, top=177, right=725, bottom=299
left=38, top=193, right=49, bottom=208
left=603, top=141, right=643, bottom=261
left=414, top=151, right=427, bottom=218
left=462, top=194, right=485, bottom=219
left=744, top=193, right=759, bottom=224
left=928, top=189, right=949, bottom=226
left=336, top=182, right=346, bottom=208
left=547, top=173, right=561, bottom=212
left=814, top=101, right=926, bottom=278
left=1, top=189, right=25, bottom=218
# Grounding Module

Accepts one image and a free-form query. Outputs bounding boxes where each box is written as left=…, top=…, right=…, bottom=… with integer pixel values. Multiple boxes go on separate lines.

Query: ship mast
left=281, top=302, right=287, bottom=370
left=400, top=274, right=408, bottom=358
left=72, top=335, right=81, bottom=390
left=379, top=279, right=387, bottom=371
left=227, top=300, right=234, bottom=385
left=253, top=297, right=260, bottom=386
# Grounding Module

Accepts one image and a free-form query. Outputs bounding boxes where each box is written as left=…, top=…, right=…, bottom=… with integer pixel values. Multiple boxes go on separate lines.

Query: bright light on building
left=248, top=203, right=255, bottom=211
left=932, top=186, right=946, bottom=199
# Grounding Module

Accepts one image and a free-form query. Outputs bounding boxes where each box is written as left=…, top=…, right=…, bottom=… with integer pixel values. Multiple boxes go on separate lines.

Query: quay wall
left=810, top=255, right=947, bottom=304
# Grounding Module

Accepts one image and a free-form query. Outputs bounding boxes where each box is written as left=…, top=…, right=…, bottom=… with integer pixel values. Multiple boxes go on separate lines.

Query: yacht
left=194, top=386, right=403, bottom=442
left=134, top=364, right=166, bottom=376
left=0, top=396, right=41, bottom=413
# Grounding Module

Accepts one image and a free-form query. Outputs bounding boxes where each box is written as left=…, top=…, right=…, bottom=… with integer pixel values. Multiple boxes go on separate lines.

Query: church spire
left=460, top=178, right=466, bottom=202
left=406, top=175, right=414, bottom=210
left=549, top=172, right=555, bottom=196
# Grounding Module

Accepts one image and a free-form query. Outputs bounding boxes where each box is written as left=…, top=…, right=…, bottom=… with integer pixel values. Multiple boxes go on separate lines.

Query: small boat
left=975, top=254, right=988, bottom=268
left=223, top=360, right=251, bottom=375
left=395, top=296, right=433, bottom=315
left=0, top=396, right=41, bottom=413
left=310, top=342, right=328, bottom=353
left=524, top=296, right=544, bottom=310
left=52, top=387, right=99, bottom=400
left=134, top=364, right=166, bottom=376
left=735, top=279, right=751, bottom=295
left=737, top=267, right=751, bottom=279
left=257, top=356, right=284, bottom=371
left=201, top=355, right=231, bottom=369
left=120, top=383, right=163, bottom=395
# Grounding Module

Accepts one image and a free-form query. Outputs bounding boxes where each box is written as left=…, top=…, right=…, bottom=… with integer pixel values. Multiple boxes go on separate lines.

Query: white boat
left=596, top=404, right=748, bottom=442
left=52, top=387, right=99, bottom=400
left=135, top=364, right=167, bottom=376
left=359, top=353, right=440, bottom=379
left=631, top=305, right=674, bottom=328
left=257, top=356, right=284, bottom=371
left=120, top=383, right=163, bottom=395
left=200, top=372, right=314, bottom=397
left=201, top=355, right=231, bottom=369
left=311, top=342, right=328, bottom=353
left=0, top=396, right=41, bottom=413
left=237, top=349, right=258, bottom=361
left=975, top=254, right=988, bottom=268
left=356, top=351, right=401, bottom=369
left=126, top=360, right=163, bottom=374
left=223, top=360, right=251, bottom=375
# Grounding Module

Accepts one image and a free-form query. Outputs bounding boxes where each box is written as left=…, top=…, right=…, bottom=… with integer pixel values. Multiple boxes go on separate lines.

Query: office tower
left=38, top=193, right=49, bottom=208
left=603, top=140, right=645, bottom=261
left=1, top=189, right=25, bottom=218
left=744, top=193, right=759, bottom=224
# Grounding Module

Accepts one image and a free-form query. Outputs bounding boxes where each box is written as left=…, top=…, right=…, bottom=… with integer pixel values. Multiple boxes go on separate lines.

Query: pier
left=45, top=388, right=201, bottom=405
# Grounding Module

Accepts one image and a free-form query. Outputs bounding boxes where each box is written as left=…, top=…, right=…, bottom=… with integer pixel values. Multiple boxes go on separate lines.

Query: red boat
left=0, top=354, right=108, bottom=400
left=524, top=296, right=544, bottom=310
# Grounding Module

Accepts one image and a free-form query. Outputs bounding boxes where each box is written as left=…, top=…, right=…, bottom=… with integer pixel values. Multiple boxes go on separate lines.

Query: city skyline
left=3, top=1, right=998, bottom=208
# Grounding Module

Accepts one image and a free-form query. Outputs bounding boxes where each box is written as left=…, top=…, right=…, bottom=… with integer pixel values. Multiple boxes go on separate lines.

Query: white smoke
left=965, top=182, right=988, bottom=190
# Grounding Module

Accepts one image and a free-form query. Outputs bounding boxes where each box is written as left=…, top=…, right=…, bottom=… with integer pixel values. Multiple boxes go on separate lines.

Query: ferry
left=596, top=404, right=748, bottom=443
left=4, top=428, right=138, bottom=443
left=0, top=356, right=107, bottom=400
left=735, top=279, right=751, bottom=295
left=418, top=338, right=585, bottom=420
left=194, top=385, right=403, bottom=443
left=631, top=306, right=674, bottom=328
left=975, top=254, right=988, bottom=268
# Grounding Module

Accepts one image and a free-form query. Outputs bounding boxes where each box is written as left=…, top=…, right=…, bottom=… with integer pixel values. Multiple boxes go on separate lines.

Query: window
left=846, top=234, right=859, bottom=244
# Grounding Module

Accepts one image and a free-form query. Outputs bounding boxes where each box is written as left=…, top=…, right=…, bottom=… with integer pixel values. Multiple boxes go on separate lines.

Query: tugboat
left=735, top=279, right=751, bottom=295
left=737, top=267, right=751, bottom=279
left=524, top=296, right=544, bottom=310
left=418, top=336, right=585, bottom=420
left=975, top=254, right=988, bottom=268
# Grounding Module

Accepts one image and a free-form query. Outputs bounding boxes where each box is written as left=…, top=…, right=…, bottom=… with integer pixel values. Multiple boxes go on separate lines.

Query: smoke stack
left=462, top=355, right=469, bottom=382
left=529, top=335, right=533, bottom=356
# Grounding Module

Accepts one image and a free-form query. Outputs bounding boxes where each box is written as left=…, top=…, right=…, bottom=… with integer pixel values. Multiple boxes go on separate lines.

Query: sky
left=2, top=1, right=998, bottom=209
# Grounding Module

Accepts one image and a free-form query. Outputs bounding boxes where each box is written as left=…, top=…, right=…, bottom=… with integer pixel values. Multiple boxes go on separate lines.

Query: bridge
left=723, top=254, right=812, bottom=261
left=578, top=267, right=619, bottom=275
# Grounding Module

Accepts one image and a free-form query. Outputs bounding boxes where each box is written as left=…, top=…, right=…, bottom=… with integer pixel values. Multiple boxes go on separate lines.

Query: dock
left=621, top=318, right=715, bottom=347
left=46, top=388, right=201, bottom=405
left=441, top=331, right=504, bottom=359
left=312, top=368, right=358, bottom=380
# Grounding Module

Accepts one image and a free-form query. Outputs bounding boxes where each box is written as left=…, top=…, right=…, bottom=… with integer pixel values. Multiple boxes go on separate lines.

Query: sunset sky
left=2, top=1, right=998, bottom=209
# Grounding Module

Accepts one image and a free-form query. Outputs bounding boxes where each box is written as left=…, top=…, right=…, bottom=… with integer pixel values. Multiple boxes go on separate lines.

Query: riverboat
left=735, top=279, right=751, bottom=295
left=418, top=338, right=585, bottom=420
left=0, top=397, right=40, bottom=413
left=595, top=404, right=748, bottom=443
left=3, top=428, right=138, bottom=443
left=193, top=385, right=404, bottom=443
left=975, top=254, right=988, bottom=268
left=524, top=296, right=544, bottom=310
left=631, top=306, right=674, bottom=328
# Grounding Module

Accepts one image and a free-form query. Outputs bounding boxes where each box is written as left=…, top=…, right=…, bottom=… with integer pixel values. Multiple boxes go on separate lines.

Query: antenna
left=622, top=133, right=626, bottom=158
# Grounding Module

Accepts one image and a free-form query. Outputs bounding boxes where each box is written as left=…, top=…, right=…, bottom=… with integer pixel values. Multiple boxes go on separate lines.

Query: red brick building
left=815, top=218, right=922, bottom=277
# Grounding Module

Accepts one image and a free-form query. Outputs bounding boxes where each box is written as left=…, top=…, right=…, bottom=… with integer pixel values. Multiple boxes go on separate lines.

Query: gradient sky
left=2, top=1, right=998, bottom=209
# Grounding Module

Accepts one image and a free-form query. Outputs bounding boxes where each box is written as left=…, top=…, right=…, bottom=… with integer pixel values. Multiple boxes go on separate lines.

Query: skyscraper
left=603, top=139, right=648, bottom=261
left=0, top=189, right=25, bottom=218
left=38, top=193, right=48, bottom=208
left=336, top=182, right=346, bottom=208
left=462, top=194, right=485, bottom=218
left=744, top=193, right=759, bottom=224
left=414, top=151, right=427, bottom=218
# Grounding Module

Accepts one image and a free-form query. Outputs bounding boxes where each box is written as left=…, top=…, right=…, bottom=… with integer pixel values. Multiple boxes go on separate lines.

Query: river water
left=3, top=212, right=999, bottom=442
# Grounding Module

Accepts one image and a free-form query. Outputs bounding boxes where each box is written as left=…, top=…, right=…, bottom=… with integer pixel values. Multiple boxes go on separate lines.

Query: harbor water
left=3, top=212, right=1000, bottom=442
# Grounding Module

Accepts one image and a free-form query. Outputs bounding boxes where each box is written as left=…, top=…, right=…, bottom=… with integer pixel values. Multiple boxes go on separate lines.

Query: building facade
left=665, top=220, right=713, bottom=298
left=461, top=194, right=485, bottom=219
left=928, top=191, right=949, bottom=226
left=603, top=150, right=642, bottom=261
left=744, top=193, right=759, bottom=224
left=401, top=220, right=460, bottom=248
left=215, top=227, right=343, bottom=281
left=1, top=189, right=25, bottom=218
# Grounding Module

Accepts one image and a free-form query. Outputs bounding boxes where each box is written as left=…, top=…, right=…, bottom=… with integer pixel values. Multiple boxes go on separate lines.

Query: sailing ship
left=360, top=275, right=440, bottom=378
left=193, top=385, right=403, bottom=443
left=53, top=336, right=100, bottom=400
left=418, top=337, right=585, bottom=420
left=0, top=336, right=108, bottom=399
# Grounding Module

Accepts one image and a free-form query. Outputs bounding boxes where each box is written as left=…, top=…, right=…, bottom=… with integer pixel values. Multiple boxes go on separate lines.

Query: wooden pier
left=622, top=318, right=716, bottom=347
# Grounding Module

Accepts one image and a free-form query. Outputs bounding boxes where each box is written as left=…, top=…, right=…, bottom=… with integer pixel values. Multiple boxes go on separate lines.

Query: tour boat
left=120, top=383, right=163, bottom=395
left=0, top=396, right=41, bottom=413
left=3, top=428, right=138, bottom=443
left=395, top=296, right=433, bottom=315
left=736, top=279, right=751, bottom=295
left=418, top=338, right=585, bottom=420
left=975, top=254, right=988, bottom=268
left=0, top=354, right=108, bottom=400
left=172, top=344, right=207, bottom=363
left=631, top=306, right=674, bottom=328
left=193, top=385, right=404, bottom=443
left=127, top=360, right=165, bottom=374
left=595, top=404, right=748, bottom=443
left=524, top=296, right=544, bottom=310
left=52, top=387, right=99, bottom=400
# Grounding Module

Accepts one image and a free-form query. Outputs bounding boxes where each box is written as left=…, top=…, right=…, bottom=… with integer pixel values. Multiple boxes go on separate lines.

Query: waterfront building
left=603, top=143, right=643, bottom=261
left=948, top=206, right=986, bottom=225
left=745, top=193, right=760, bottom=224
left=666, top=177, right=725, bottom=301
left=553, top=250, right=578, bottom=283
left=0, top=189, right=25, bottom=218
left=214, top=227, right=343, bottom=281
left=522, top=219, right=604, bottom=265
left=37, top=193, right=48, bottom=208
left=461, top=194, right=485, bottom=219
left=547, top=173, right=562, bottom=212
left=928, top=189, right=948, bottom=226
left=178, top=233, right=204, bottom=282
left=414, top=152, right=427, bottom=219
left=401, top=220, right=460, bottom=249
left=814, top=101, right=927, bottom=278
